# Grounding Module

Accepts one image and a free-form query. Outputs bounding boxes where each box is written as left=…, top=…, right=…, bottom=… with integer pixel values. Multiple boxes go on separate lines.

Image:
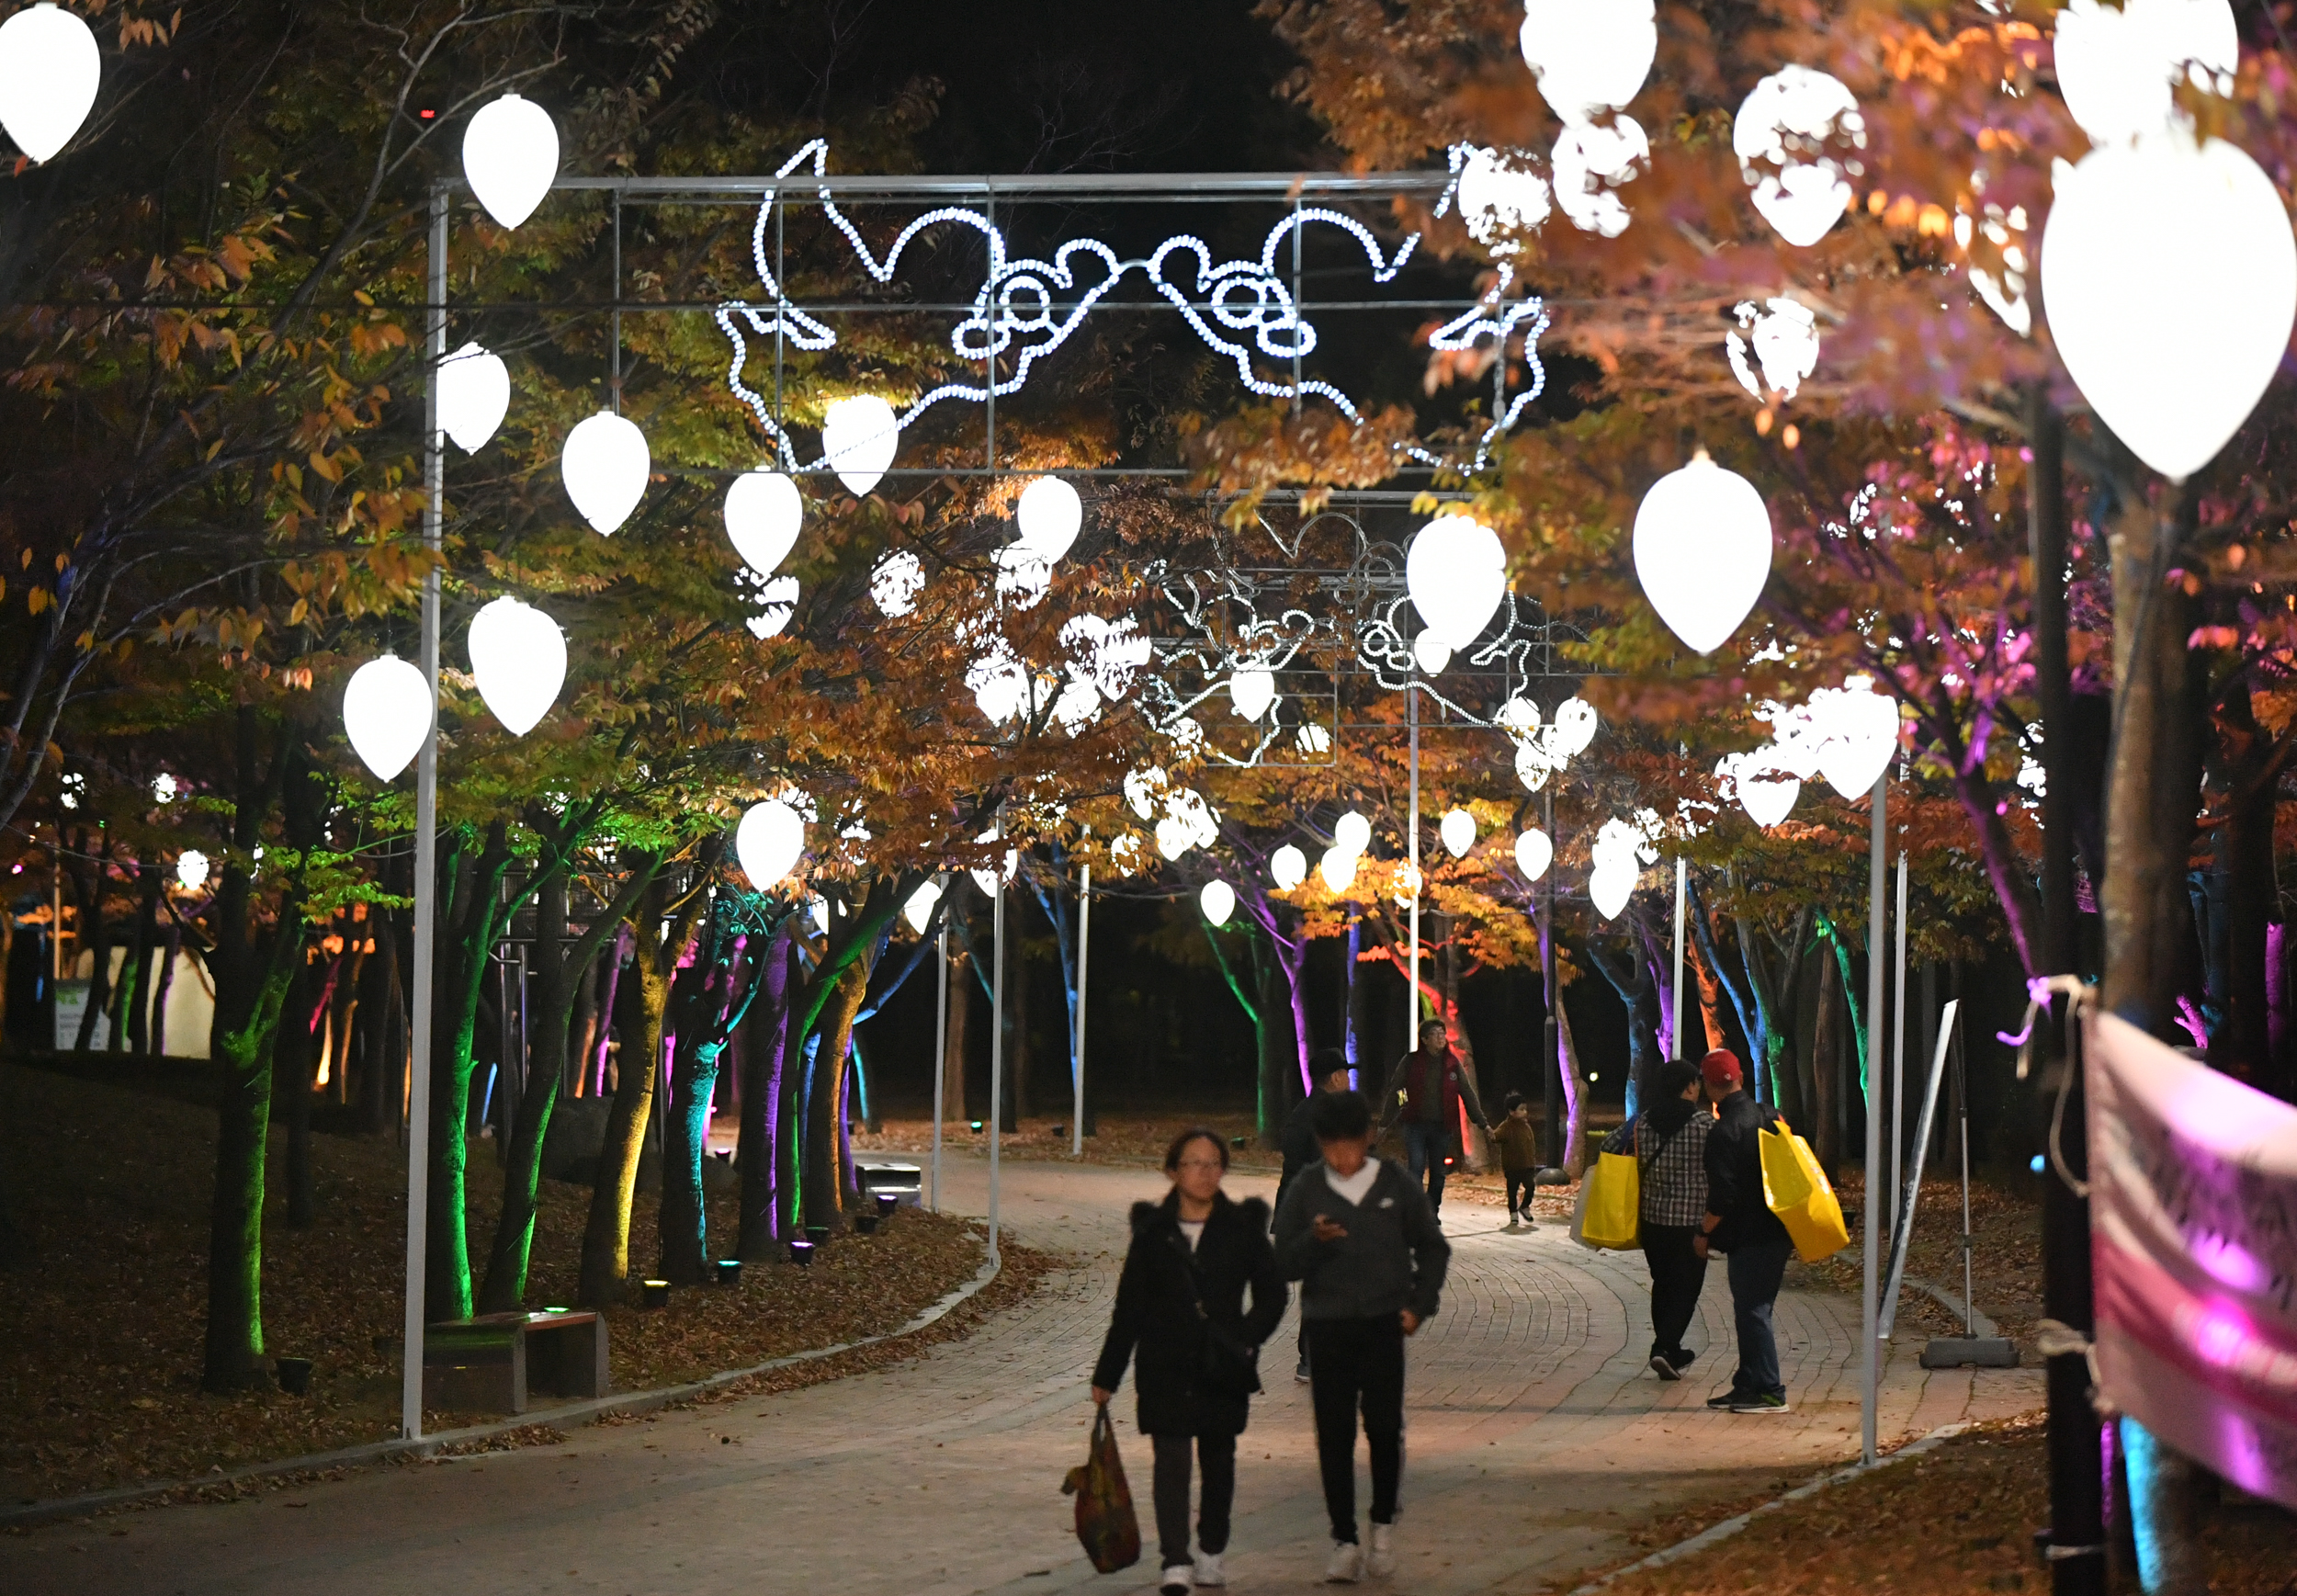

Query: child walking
left=1492, top=1092, right=1542, bottom=1228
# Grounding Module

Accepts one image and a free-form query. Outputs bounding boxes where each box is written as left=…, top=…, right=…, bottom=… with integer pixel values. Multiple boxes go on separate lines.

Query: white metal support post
left=1407, top=676, right=1420, bottom=1021
left=1891, top=849, right=1909, bottom=1238
left=988, top=849, right=1003, bottom=1269
left=1072, top=862, right=1090, bottom=1159
left=1671, top=856, right=1686, bottom=1060
left=1861, top=773, right=1886, bottom=1465
left=930, top=916, right=947, bottom=1212
left=402, top=186, right=447, bottom=1443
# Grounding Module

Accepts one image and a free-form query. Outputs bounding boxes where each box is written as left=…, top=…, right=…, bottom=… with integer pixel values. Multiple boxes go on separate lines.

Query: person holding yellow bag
left=1600, top=1059, right=1714, bottom=1381
left=1692, top=1049, right=1795, bottom=1414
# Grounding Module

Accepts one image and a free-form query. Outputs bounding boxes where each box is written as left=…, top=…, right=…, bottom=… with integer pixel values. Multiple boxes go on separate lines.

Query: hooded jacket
left=1092, top=1190, right=1286, bottom=1437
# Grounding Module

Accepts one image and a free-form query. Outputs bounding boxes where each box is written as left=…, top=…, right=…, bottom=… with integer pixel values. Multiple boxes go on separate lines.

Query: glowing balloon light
left=1554, top=696, right=1600, bottom=756
left=467, top=595, right=567, bottom=736
left=1230, top=664, right=1276, bottom=722
left=1553, top=116, right=1647, bottom=237
left=1440, top=808, right=1477, bottom=858
left=1518, top=0, right=1656, bottom=120
left=343, top=656, right=434, bottom=782
left=1720, top=753, right=1801, bottom=829
left=1271, top=844, right=1307, bottom=891
left=1589, top=862, right=1636, bottom=921
left=461, top=93, right=559, bottom=230
left=1732, top=68, right=1865, bottom=248
left=821, top=395, right=899, bottom=495
left=1393, top=860, right=1423, bottom=909
left=1406, top=515, right=1509, bottom=649
left=2054, top=0, right=2237, bottom=147
left=562, top=411, right=650, bottom=534
left=735, top=799, right=806, bottom=889
left=1014, top=477, right=1083, bottom=562
left=903, top=878, right=944, bottom=935
left=1200, top=879, right=1237, bottom=927
left=869, top=549, right=925, bottom=617
left=1456, top=146, right=1552, bottom=246
left=1633, top=452, right=1774, bottom=655
left=1514, top=828, right=1553, bottom=881
left=0, top=4, right=99, bottom=164
left=1319, top=845, right=1360, bottom=895
left=1412, top=632, right=1453, bottom=675
left=725, top=469, right=803, bottom=575
left=1809, top=676, right=1902, bottom=798
left=436, top=342, right=510, bottom=454
left=1333, top=810, right=1372, bottom=856
left=2041, top=131, right=2297, bottom=481
left=175, top=850, right=210, bottom=893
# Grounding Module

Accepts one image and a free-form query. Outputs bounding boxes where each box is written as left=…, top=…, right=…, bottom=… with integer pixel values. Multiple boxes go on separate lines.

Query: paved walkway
left=1, top=1160, right=2038, bottom=1596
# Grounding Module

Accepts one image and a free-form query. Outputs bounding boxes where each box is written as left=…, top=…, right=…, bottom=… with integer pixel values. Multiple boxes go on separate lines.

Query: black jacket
left=1703, top=1090, right=1791, bottom=1254
left=1276, top=1093, right=1322, bottom=1209
left=1271, top=1158, right=1450, bottom=1323
left=1092, top=1191, right=1287, bottom=1437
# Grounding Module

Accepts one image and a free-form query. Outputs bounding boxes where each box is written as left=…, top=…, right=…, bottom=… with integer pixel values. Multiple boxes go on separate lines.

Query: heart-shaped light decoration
left=734, top=798, right=806, bottom=889
left=725, top=469, right=803, bottom=575
left=903, top=878, right=943, bottom=935
left=1230, top=665, right=1277, bottom=722
left=1406, top=514, right=1509, bottom=649
left=467, top=595, right=567, bottom=736
left=1732, top=67, right=1864, bottom=248
left=1333, top=810, right=1373, bottom=856
left=1200, top=880, right=1237, bottom=927
left=1720, top=753, right=1801, bottom=829
left=1515, top=739, right=1554, bottom=793
left=1553, top=116, right=1648, bottom=237
left=1633, top=453, right=1772, bottom=656
left=1439, top=808, right=1477, bottom=858
left=1589, top=860, right=1636, bottom=921
left=1271, top=844, right=1307, bottom=891
left=2042, top=130, right=2297, bottom=481
left=1518, top=0, right=1656, bottom=120
left=561, top=410, right=650, bottom=535
left=1514, top=828, right=1554, bottom=881
left=461, top=93, right=560, bottom=231
left=1319, top=845, right=1360, bottom=894
left=821, top=394, right=899, bottom=495
left=1015, top=476, right=1083, bottom=562
left=343, top=655, right=433, bottom=782
left=1809, top=676, right=1902, bottom=799
left=967, top=644, right=1032, bottom=725
left=437, top=342, right=511, bottom=453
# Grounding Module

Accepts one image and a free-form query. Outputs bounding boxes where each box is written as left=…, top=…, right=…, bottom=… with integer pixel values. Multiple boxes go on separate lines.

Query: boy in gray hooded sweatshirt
left=1271, top=1089, right=1450, bottom=1583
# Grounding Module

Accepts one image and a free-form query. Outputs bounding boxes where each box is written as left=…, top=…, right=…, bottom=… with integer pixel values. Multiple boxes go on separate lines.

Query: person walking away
left=1273, top=1089, right=1450, bottom=1583
left=1492, top=1092, right=1542, bottom=1229
left=1277, top=1050, right=1354, bottom=1383
left=1692, top=1048, right=1793, bottom=1412
left=1600, top=1059, right=1714, bottom=1378
left=1092, top=1128, right=1287, bottom=1592
left=1375, top=1019, right=1492, bottom=1220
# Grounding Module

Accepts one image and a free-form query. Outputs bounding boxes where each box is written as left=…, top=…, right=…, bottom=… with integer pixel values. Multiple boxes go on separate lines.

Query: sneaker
left=1729, top=1391, right=1791, bottom=1413
left=1326, top=1540, right=1363, bottom=1582
left=1705, top=1390, right=1744, bottom=1409
left=1296, top=1358, right=1312, bottom=1384
left=1160, top=1566, right=1194, bottom=1594
left=1365, top=1522, right=1396, bottom=1578
left=1649, top=1353, right=1680, bottom=1381
left=1193, top=1550, right=1227, bottom=1587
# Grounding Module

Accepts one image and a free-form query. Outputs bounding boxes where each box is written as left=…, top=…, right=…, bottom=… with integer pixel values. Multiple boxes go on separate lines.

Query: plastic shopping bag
left=1062, top=1405, right=1142, bottom=1573
left=1760, top=1119, right=1850, bottom=1262
left=1573, top=1150, right=1642, bottom=1251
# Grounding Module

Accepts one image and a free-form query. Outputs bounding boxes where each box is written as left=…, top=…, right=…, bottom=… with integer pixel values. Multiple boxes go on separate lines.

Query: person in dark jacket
left=1373, top=1018, right=1492, bottom=1218
left=1601, top=1058, right=1714, bottom=1378
left=1092, top=1127, right=1287, bottom=1593
left=1692, top=1048, right=1794, bottom=1413
left=1273, top=1089, right=1450, bottom=1584
left=1276, top=1051, right=1356, bottom=1383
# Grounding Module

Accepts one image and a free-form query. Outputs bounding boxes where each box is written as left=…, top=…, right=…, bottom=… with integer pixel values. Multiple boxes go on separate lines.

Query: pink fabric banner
left=2088, top=1011, right=2297, bottom=1511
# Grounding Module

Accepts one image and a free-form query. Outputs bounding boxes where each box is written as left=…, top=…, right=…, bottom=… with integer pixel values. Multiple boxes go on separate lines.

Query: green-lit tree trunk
left=662, top=891, right=776, bottom=1285
left=425, top=821, right=513, bottom=1324
left=735, top=925, right=795, bottom=1260
left=123, top=862, right=161, bottom=1054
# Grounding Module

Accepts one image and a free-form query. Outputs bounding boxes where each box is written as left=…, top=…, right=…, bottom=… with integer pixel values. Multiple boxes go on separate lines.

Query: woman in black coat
left=1092, top=1127, right=1287, bottom=1593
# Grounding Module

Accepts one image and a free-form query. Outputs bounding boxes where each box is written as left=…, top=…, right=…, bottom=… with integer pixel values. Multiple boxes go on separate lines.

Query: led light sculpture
left=725, top=469, right=803, bottom=575
left=562, top=411, right=651, bottom=534
left=1271, top=844, right=1308, bottom=890
left=0, top=4, right=99, bottom=164
left=1808, top=676, right=1901, bottom=798
left=821, top=395, right=898, bottom=495
left=1733, top=68, right=1865, bottom=247
left=461, top=93, right=559, bottom=230
left=1726, top=299, right=1819, bottom=402
left=343, top=656, right=434, bottom=782
left=735, top=798, right=806, bottom=889
left=1633, top=451, right=1773, bottom=655
left=1200, top=879, right=1237, bottom=927
left=437, top=342, right=511, bottom=453
left=1719, top=752, right=1802, bottom=829
left=467, top=595, right=567, bottom=736
left=1412, top=633, right=1453, bottom=676
left=1553, top=117, right=1647, bottom=237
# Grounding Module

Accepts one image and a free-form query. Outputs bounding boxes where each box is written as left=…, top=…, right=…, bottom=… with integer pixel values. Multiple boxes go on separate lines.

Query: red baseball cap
left=1700, top=1049, right=1744, bottom=1093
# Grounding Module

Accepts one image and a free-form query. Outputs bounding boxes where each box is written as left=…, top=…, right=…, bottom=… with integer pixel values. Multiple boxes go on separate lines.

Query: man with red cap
left=1692, top=1048, right=1794, bottom=1413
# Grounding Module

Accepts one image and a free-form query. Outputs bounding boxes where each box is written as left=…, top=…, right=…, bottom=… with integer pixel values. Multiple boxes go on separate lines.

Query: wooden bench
left=423, top=1309, right=608, bottom=1415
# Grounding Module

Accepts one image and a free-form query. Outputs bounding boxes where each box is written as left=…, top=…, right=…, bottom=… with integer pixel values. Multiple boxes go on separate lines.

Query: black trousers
left=1504, top=1171, right=1533, bottom=1217
left=1150, top=1432, right=1236, bottom=1568
left=1641, top=1223, right=1707, bottom=1367
left=1306, top=1316, right=1406, bottom=1544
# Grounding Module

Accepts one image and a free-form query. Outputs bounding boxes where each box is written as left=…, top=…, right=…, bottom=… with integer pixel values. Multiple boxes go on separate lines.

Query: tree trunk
left=2212, top=685, right=2277, bottom=1087
left=579, top=867, right=671, bottom=1307
left=71, top=837, right=113, bottom=1051
left=661, top=908, right=748, bottom=1286
left=1010, top=931, right=1032, bottom=1123
left=123, top=862, right=161, bottom=1054
left=736, top=925, right=793, bottom=1260
left=943, top=949, right=969, bottom=1123
left=426, top=822, right=513, bottom=1324
left=803, top=960, right=872, bottom=1230
left=356, top=906, right=401, bottom=1136
left=150, top=910, right=182, bottom=1058
left=1811, top=948, right=1843, bottom=1180
left=1554, top=983, right=1591, bottom=1176
left=279, top=947, right=324, bottom=1230
left=479, top=866, right=568, bottom=1314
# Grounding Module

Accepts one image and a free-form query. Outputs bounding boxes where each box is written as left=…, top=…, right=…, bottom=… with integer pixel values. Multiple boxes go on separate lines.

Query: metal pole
left=1408, top=680, right=1420, bottom=1022
left=988, top=862, right=1003, bottom=1268
left=1891, top=849, right=1909, bottom=1237
left=1861, top=773, right=1885, bottom=1466
left=1072, top=862, right=1090, bottom=1159
left=1671, top=856, right=1686, bottom=1060
left=1542, top=783, right=1559, bottom=1169
left=402, top=187, right=447, bottom=1443
left=931, top=916, right=946, bottom=1213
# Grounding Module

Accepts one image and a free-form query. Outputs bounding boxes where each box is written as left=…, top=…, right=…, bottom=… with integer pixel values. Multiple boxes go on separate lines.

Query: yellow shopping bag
left=1574, top=1150, right=1642, bottom=1251
left=1760, top=1118, right=1850, bottom=1262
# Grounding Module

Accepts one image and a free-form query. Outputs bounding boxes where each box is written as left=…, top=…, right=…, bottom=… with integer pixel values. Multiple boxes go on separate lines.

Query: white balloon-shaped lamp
left=343, top=655, right=434, bottom=782
left=1722, top=753, right=1802, bottom=829
left=1230, top=664, right=1276, bottom=721
left=436, top=342, right=511, bottom=454
left=1554, top=697, right=1600, bottom=756
left=1406, top=514, right=1509, bottom=649
left=175, top=849, right=210, bottom=893
left=870, top=549, right=925, bottom=617
left=1200, top=879, right=1237, bottom=927
left=1732, top=67, right=1864, bottom=248
left=561, top=410, right=650, bottom=534
left=1412, top=631, right=1453, bottom=676
left=1439, top=807, right=1477, bottom=858
left=1015, top=477, right=1083, bottom=562
left=466, top=595, right=567, bottom=736
left=0, top=4, right=99, bottom=164
left=1518, top=0, right=1656, bottom=119
left=1319, top=845, right=1360, bottom=895
left=2042, top=132, right=2297, bottom=481
left=1271, top=844, right=1307, bottom=890
left=735, top=798, right=806, bottom=889
left=2055, top=0, right=2238, bottom=147
left=1633, top=452, right=1773, bottom=655
left=1589, top=861, right=1636, bottom=921
left=821, top=395, right=899, bottom=495
left=1812, top=677, right=1902, bottom=798
left=903, top=878, right=943, bottom=935
left=1333, top=810, right=1372, bottom=856
left=725, top=469, right=803, bottom=575
left=1514, top=828, right=1553, bottom=881
left=461, top=93, right=559, bottom=230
